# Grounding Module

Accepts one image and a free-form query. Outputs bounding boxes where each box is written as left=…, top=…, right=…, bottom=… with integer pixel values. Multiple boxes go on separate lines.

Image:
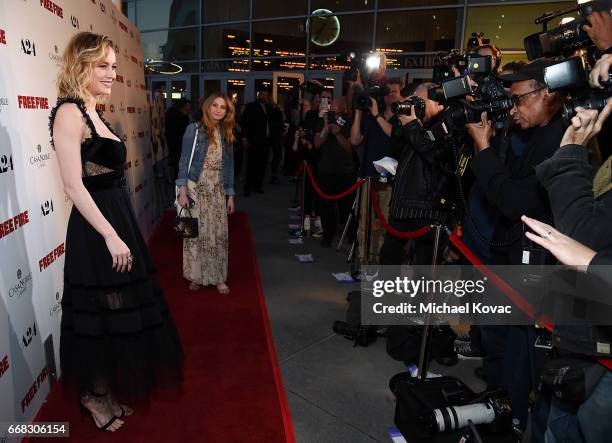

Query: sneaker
left=455, top=341, right=484, bottom=360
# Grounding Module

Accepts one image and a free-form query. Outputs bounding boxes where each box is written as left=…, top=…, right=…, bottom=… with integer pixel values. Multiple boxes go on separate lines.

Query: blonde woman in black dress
left=50, top=32, right=183, bottom=432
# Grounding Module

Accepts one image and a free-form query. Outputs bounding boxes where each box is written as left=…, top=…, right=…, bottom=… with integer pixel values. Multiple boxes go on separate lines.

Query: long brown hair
left=200, top=92, right=235, bottom=146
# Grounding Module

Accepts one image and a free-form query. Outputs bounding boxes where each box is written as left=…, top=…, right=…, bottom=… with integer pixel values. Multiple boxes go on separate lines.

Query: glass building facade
left=123, top=0, right=578, bottom=105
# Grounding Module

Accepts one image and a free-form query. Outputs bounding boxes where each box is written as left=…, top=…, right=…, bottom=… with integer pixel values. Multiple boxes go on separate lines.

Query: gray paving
left=239, top=179, right=486, bottom=443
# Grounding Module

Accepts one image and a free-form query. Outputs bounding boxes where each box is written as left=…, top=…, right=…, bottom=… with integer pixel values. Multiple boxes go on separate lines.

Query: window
left=252, top=58, right=307, bottom=71
left=309, top=14, right=374, bottom=56
left=464, top=2, right=577, bottom=51
left=203, top=24, right=250, bottom=59
left=136, top=0, right=198, bottom=30
left=252, top=19, right=307, bottom=58
left=380, top=0, right=462, bottom=7
left=311, top=0, right=374, bottom=13
left=141, top=28, right=198, bottom=61
left=376, top=9, right=462, bottom=52
left=253, top=0, right=308, bottom=19
left=203, top=0, right=250, bottom=23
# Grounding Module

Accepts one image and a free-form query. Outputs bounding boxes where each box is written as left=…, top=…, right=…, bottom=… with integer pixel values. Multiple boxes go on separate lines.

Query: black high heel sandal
left=80, top=391, right=121, bottom=432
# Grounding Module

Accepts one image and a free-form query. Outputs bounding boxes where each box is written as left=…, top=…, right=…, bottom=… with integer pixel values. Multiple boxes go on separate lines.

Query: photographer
left=464, top=58, right=565, bottom=430
left=350, top=77, right=397, bottom=264
left=522, top=217, right=612, bottom=443
left=379, top=82, right=453, bottom=266
left=535, top=103, right=612, bottom=252
left=314, top=97, right=357, bottom=247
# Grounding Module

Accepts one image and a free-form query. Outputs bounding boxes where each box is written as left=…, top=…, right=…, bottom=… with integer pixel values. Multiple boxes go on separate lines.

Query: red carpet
left=33, top=211, right=295, bottom=443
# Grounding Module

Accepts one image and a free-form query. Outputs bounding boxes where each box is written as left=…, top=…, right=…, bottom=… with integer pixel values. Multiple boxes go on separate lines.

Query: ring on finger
left=542, top=230, right=553, bottom=239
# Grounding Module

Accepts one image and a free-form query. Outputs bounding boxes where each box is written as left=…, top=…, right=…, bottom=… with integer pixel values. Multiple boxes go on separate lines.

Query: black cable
left=449, top=131, right=523, bottom=249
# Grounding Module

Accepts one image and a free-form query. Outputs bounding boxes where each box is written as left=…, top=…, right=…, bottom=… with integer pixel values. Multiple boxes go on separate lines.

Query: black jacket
left=389, top=119, right=455, bottom=223
left=470, top=114, right=565, bottom=264
left=243, top=100, right=272, bottom=144
left=536, top=145, right=612, bottom=251
left=535, top=145, right=612, bottom=358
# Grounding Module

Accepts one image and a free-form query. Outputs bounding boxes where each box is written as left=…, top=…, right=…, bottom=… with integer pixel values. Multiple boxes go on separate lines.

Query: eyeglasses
left=511, top=86, right=547, bottom=105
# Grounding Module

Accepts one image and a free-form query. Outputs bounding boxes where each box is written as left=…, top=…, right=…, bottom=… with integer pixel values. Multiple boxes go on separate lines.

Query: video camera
left=432, top=50, right=494, bottom=84
left=344, top=51, right=390, bottom=112
left=429, top=72, right=515, bottom=130
left=543, top=56, right=612, bottom=125
left=524, top=0, right=612, bottom=60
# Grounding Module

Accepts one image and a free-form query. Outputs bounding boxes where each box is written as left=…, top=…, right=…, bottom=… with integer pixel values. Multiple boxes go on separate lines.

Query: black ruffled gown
left=49, top=97, right=183, bottom=401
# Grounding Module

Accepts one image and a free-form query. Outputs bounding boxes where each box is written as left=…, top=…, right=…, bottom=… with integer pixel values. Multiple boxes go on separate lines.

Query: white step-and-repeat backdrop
left=0, top=0, right=156, bottom=435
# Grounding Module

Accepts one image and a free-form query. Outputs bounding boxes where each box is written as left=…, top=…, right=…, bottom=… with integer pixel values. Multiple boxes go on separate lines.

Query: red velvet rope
left=305, top=164, right=365, bottom=201
left=448, top=232, right=612, bottom=369
left=368, top=187, right=432, bottom=239
left=447, top=231, right=554, bottom=330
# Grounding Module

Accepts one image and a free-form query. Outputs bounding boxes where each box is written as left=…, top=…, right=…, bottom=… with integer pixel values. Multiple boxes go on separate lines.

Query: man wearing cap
left=464, top=58, right=565, bottom=432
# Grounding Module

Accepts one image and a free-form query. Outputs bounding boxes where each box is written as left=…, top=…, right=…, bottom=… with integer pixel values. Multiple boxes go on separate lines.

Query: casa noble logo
left=9, top=268, right=32, bottom=299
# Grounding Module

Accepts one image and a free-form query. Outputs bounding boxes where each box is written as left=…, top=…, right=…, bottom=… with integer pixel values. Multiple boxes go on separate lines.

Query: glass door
left=147, top=75, right=192, bottom=110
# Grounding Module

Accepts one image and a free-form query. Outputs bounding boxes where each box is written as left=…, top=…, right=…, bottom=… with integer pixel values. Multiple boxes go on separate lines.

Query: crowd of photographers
left=288, top=2, right=612, bottom=441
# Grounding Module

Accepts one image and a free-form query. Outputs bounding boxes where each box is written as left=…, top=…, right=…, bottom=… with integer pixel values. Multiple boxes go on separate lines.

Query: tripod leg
left=336, top=192, right=360, bottom=252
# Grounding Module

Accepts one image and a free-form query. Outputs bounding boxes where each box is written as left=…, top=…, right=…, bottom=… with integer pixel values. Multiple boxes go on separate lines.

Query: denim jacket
left=175, top=122, right=235, bottom=196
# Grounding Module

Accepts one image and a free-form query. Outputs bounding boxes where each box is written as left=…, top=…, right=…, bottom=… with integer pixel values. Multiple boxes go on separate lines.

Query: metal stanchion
left=417, top=224, right=443, bottom=380
left=363, top=177, right=373, bottom=266
left=336, top=188, right=360, bottom=252
left=298, top=160, right=307, bottom=237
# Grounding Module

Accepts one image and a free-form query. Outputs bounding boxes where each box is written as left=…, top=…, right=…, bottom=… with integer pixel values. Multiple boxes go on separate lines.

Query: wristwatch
left=375, top=113, right=385, bottom=121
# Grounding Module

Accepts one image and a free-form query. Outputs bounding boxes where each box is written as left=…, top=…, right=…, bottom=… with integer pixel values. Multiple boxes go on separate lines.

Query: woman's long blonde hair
left=57, top=32, right=113, bottom=101
left=200, top=92, right=236, bottom=147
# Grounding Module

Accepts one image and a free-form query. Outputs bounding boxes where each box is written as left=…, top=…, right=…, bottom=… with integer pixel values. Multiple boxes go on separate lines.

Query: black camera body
left=391, top=96, right=426, bottom=121
left=524, top=0, right=612, bottom=60
left=352, top=83, right=390, bottom=112
left=433, top=51, right=494, bottom=84
left=429, top=74, right=515, bottom=129
left=543, top=56, right=612, bottom=125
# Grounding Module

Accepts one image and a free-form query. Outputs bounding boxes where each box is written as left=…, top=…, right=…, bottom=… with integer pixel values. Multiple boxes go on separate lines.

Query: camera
left=427, top=390, right=512, bottom=434
left=391, top=96, right=426, bottom=120
left=524, top=0, right=612, bottom=60
left=429, top=74, right=515, bottom=129
left=432, top=50, right=494, bottom=84
left=298, top=127, right=313, bottom=139
left=467, top=32, right=490, bottom=51
left=542, top=56, right=612, bottom=124
left=352, top=83, right=390, bottom=111
left=344, top=51, right=390, bottom=112
left=332, top=321, right=377, bottom=347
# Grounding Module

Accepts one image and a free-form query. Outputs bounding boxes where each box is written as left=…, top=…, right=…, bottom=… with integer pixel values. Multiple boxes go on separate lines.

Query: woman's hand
left=177, top=186, right=189, bottom=208
left=104, top=233, right=132, bottom=273
left=521, top=215, right=596, bottom=268
left=227, top=196, right=235, bottom=215
left=560, top=103, right=612, bottom=148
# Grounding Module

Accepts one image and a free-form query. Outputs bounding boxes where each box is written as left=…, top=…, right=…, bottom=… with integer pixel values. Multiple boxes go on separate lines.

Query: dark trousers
left=379, top=218, right=437, bottom=266
left=481, top=325, right=544, bottom=430
left=270, top=140, right=283, bottom=180
left=245, top=139, right=270, bottom=191
left=318, top=173, right=356, bottom=241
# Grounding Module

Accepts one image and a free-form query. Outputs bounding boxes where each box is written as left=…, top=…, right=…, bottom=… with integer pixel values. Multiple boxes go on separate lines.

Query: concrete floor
left=238, top=178, right=486, bottom=443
